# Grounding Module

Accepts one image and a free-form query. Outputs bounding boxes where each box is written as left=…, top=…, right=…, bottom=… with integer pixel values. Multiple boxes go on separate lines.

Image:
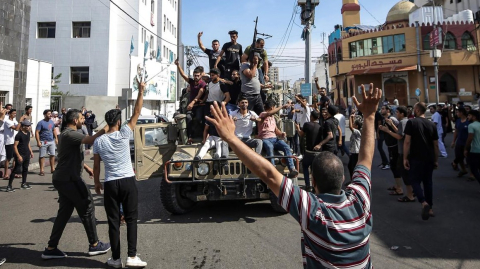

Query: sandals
left=398, top=196, right=415, bottom=202
left=451, top=162, right=458, bottom=171
left=421, top=204, right=431, bottom=220
left=389, top=190, right=404, bottom=196
left=39, top=172, right=45, bottom=176
left=387, top=186, right=396, bottom=191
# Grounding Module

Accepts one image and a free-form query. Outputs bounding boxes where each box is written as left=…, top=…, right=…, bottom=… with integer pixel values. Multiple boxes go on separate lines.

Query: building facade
left=268, top=67, right=280, bottom=85
left=328, top=0, right=480, bottom=109
left=414, top=0, right=480, bottom=18
left=28, top=0, right=181, bottom=118
left=0, top=0, right=31, bottom=114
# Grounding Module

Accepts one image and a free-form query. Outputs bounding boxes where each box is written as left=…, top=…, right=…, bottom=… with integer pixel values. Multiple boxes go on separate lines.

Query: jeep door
left=134, top=123, right=176, bottom=180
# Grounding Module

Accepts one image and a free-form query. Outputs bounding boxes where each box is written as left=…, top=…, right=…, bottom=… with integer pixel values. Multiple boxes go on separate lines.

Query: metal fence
left=51, top=95, right=62, bottom=112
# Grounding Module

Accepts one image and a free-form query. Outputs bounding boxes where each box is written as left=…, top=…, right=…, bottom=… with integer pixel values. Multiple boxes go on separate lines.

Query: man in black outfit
left=375, top=109, right=390, bottom=169
left=42, top=110, right=111, bottom=259
left=404, top=102, right=439, bottom=220
left=197, top=32, right=225, bottom=73
left=214, top=30, right=242, bottom=79
left=296, top=110, right=321, bottom=192
left=5, top=120, right=34, bottom=192
left=314, top=105, right=338, bottom=153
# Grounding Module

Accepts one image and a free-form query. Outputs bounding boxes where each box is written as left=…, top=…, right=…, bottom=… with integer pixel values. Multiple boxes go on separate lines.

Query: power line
left=357, top=0, right=382, bottom=25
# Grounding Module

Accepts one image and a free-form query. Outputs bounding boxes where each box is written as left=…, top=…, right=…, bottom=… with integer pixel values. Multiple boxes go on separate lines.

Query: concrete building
left=28, top=0, right=181, bottom=118
left=328, top=0, right=480, bottom=109
left=0, top=0, right=31, bottom=114
left=292, top=78, right=306, bottom=94
left=414, top=0, right=480, bottom=18
left=26, top=59, right=53, bottom=127
left=268, top=67, right=279, bottom=84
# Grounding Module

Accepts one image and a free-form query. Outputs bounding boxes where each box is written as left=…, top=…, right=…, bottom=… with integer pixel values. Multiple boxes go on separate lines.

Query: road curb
left=27, top=150, right=92, bottom=172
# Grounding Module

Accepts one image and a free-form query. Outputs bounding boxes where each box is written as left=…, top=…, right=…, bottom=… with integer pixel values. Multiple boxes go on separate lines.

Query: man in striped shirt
left=206, top=83, right=381, bottom=269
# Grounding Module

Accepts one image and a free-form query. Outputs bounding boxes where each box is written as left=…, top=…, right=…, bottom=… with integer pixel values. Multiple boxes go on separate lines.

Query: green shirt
left=243, top=45, right=268, bottom=68
left=468, top=121, right=480, bottom=153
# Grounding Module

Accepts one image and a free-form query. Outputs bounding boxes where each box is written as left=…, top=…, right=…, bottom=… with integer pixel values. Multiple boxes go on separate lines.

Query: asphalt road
left=0, top=133, right=479, bottom=268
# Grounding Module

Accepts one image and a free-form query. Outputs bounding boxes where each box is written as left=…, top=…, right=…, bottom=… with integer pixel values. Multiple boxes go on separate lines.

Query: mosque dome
left=386, top=1, right=419, bottom=23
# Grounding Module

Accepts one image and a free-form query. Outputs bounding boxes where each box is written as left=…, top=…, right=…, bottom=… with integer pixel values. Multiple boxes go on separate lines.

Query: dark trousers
left=377, top=137, right=389, bottom=165
left=293, top=131, right=301, bottom=156
left=186, top=106, right=204, bottom=139
left=104, top=176, right=138, bottom=259
left=409, top=159, right=434, bottom=207
left=453, top=144, right=466, bottom=165
left=8, top=156, right=29, bottom=186
left=244, top=94, right=264, bottom=116
left=302, top=152, right=318, bottom=187
left=397, top=154, right=410, bottom=185
left=348, top=153, right=359, bottom=180
left=388, top=147, right=401, bottom=178
left=336, top=136, right=350, bottom=155
left=468, top=153, right=480, bottom=184
left=48, top=179, right=99, bottom=248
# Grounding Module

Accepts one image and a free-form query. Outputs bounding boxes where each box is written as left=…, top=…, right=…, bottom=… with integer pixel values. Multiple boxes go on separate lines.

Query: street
left=0, top=133, right=479, bottom=269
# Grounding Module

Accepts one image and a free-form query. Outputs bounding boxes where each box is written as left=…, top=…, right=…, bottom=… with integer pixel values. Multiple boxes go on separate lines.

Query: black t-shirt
left=15, top=131, right=30, bottom=157
left=228, top=80, right=242, bottom=105
left=303, top=122, right=321, bottom=151
left=404, top=117, right=439, bottom=163
left=205, top=48, right=225, bottom=69
left=207, top=121, right=219, bottom=137
left=221, top=42, right=243, bottom=68
left=53, top=127, right=86, bottom=181
left=374, top=111, right=382, bottom=132
left=321, top=118, right=337, bottom=152
left=383, top=116, right=399, bottom=148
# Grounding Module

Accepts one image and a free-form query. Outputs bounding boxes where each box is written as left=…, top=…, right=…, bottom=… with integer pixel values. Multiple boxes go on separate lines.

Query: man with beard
left=203, top=68, right=230, bottom=118
left=198, top=32, right=225, bottom=74
left=230, top=97, right=263, bottom=154
left=215, top=30, right=242, bottom=79
left=314, top=106, right=339, bottom=153
left=314, top=77, right=331, bottom=111
left=239, top=53, right=263, bottom=115
left=241, top=38, right=268, bottom=84
left=175, top=60, right=206, bottom=144
left=224, top=70, right=241, bottom=114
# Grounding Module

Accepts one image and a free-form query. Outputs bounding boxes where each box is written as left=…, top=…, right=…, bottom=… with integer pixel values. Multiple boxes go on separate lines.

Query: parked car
left=425, top=102, right=445, bottom=119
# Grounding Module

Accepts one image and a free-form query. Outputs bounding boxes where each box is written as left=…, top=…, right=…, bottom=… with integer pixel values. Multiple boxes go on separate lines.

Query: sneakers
left=88, top=241, right=111, bottom=256
left=126, top=256, right=147, bottom=267
left=5, top=186, right=14, bottom=192
left=21, top=183, right=32, bottom=189
left=381, top=164, right=390, bottom=170
left=42, top=247, right=67, bottom=259
left=287, top=169, right=299, bottom=178
left=107, top=258, right=123, bottom=268
left=297, top=154, right=303, bottom=161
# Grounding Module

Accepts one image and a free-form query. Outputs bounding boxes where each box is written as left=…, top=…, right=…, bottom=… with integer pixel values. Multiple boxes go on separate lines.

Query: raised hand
left=198, top=32, right=203, bottom=38
left=205, top=102, right=237, bottom=143
left=352, top=83, right=382, bottom=117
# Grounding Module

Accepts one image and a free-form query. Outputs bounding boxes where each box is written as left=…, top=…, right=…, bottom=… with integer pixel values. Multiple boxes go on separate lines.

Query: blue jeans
left=262, top=138, right=295, bottom=171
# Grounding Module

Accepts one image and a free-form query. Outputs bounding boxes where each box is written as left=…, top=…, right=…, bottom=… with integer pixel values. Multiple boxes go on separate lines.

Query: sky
left=181, top=0, right=405, bottom=84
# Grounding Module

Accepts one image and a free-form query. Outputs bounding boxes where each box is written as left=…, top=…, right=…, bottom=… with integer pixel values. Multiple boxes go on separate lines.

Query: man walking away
left=295, top=110, right=321, bottom=192
left=348, top=112, right=362, bottom=182
left=5, top=120, right=34, bottom=192
left=404, top=102, right=439, bottom=220
left=214, top=30, right=242, bottom=79
left=206, top=83, right=381, bottom=268
left=42, top=110, right=110, bottom=260
left=35, top=110, right=58, bottom=176
left=230, top=97, right=263, bottom=154
left=465, top=110, right=480, bottom=184
left=240, top=53, right=263, bottom=115
left=429, top=105, right=447, bottom=158
left=334, top=110, right=349, bottom=156
left=451, top=107, right=470, bottom=177
left=93, top=82, right=147, bottom=268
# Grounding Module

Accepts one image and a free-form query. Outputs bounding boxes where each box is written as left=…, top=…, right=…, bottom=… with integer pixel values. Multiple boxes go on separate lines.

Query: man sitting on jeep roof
left=230, top=97, right=262, bottom=154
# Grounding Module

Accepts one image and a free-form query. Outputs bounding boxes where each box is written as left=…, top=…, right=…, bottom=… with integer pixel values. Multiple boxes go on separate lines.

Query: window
left=72, top=22, right=91, bottom=38
left=175, top=1, right=177, bottom=10
left=382, top=35, right=394, bottom=53
left=444, top=32, right=456, bottom=50
left=357, top=40, right=364, bottom=57
left=440, top=73, right=457, bottom=93
left=150, top=35, right=154, bottom=49
left=151, top=0, right=154, bottom=13
left=337, top=47, right=342, bottom=61
left=372, top=37, right=383, bottom=54
left=423, top=33, right=432, bottom=50
left=349, top=42, right=357, bottom=58
left=163, top=45, right=166, bottom=58
left=71, top=67, right=89, bottom=84
left=363, top=38, right=372, bottom=56
left=38, top=22, right=56, bottom=38
left=163, top=15, right=166, bottom=32
left=393, top=34, right=406, bottom=52
left=461, top=32, right=474, bottom=49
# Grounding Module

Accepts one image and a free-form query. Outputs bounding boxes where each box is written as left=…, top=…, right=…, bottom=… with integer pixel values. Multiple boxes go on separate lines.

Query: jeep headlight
left=197, top=163, right=210, bottom=176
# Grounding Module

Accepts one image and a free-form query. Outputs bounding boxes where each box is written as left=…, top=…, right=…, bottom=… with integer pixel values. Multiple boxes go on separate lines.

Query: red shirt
left=257, top=112, right=277, bottom=139
left=188, top=78, right=206, bottom=103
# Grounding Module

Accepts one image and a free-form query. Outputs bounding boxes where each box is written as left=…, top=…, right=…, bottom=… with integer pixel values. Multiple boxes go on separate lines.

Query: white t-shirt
left=293, top=103, right=311, bottom=127
left=334, top=113, right=346, bottom=136
left=431, top=112, right=443, bottom=134
left=93, top=125, right=135, bottom=182
left=4, top=118, right=18, bottom=145
left=393, top=99, right=399, bottom=106
left=206, top=81, right=226, bottom=103
left=231, top=110, right=258, bottom=139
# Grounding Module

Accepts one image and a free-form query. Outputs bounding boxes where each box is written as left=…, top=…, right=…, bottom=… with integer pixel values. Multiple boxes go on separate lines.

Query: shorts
left=40, top=140, right=56, bottom=158
left=5, top=144, right=14, bottom=160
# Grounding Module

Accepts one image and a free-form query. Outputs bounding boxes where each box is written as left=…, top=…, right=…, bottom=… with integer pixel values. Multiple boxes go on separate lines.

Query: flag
left=156, top=45, right=161, bottom=62
left=129, top=36, right=134, bottom=55
left=142, top=40, right=149, bottom=82
left=169, top=51, right=174, bottom=64
left=143, top=40, right=149, bottom=58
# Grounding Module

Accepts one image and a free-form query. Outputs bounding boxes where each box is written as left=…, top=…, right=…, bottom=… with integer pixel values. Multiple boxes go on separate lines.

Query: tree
left=50, top=73, right=72, bottom=96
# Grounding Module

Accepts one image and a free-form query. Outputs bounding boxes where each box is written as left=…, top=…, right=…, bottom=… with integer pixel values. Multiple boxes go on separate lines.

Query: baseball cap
left=21, top=120, right=32, bottom=126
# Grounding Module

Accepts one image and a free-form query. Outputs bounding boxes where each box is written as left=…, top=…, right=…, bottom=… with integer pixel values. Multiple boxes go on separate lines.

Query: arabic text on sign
left=351, top=59, right=403, bottom=71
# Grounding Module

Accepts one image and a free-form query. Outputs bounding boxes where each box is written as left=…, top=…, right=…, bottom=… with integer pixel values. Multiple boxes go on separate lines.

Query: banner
left=131, top=56, right=170, bottom=100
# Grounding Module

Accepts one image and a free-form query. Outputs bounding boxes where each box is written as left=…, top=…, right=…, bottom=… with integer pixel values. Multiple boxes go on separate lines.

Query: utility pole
left=299, top=0, right=318, bottom=104
left=322, top=33, right=329, bottom=94
left=431, top=0, right=441, bottom=106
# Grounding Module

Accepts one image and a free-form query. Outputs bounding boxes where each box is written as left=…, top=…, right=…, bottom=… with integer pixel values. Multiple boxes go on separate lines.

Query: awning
left=347, top=65, right=417, bottom=76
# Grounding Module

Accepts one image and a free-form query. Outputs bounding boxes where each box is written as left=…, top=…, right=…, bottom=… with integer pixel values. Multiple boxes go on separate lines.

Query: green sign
left=429, top=86, right=436, bottom=89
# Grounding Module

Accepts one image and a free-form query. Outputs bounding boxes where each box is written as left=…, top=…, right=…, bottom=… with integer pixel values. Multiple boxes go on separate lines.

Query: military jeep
left=133, top=118, right=299, bottom=215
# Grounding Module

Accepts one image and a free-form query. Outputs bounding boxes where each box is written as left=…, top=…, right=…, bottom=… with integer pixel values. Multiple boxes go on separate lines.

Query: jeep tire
left=160, top=179, right=196, bottom=214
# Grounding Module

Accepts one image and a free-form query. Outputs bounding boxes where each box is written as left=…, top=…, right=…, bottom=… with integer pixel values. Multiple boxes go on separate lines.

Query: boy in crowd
left=5, top=120, right=34, bottom=192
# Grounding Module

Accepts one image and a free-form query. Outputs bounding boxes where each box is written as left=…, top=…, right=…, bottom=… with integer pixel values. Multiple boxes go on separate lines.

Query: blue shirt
left=36, top=120, right=55, bottom=142
left=455, top=119, right=470, bottom=146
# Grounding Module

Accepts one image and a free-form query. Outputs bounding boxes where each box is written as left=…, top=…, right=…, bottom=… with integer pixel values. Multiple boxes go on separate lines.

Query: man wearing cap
left=5, top=120, right=34, bottom=192
left=240, top=53, right=264, bottom=115
left=35, top=109, right=58, bottom=176
left=214, top=30, right=242, bottom=79
left=241, top=38, right=268, bottom=84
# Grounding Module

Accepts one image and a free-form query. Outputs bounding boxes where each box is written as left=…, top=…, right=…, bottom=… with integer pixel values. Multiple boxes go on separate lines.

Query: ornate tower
left=342, top=0, right=361, bottom=28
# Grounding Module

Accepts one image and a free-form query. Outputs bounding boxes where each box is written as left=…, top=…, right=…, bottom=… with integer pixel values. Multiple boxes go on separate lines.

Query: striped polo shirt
left=278, top=165, right=372, bottom=269
left=93, top=124, right=135, bottom=181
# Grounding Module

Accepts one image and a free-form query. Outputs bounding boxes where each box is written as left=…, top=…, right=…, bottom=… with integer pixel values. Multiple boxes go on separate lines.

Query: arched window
left=439, top=73, right=457, bottom=93
left=337, top=47, right=342, bottom=62
left=423, top=32, right=431, bottom=50
left=461, top=31, right=474, bottom=49
left=444, top=32, right=456, bottom=50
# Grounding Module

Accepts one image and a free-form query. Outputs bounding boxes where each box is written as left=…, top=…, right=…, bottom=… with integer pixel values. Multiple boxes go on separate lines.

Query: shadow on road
left=0, top=244, right=107, bottom=268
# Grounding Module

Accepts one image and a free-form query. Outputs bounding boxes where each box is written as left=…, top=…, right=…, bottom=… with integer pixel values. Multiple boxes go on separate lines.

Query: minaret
left=342, top=0, right=361, bottom=28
